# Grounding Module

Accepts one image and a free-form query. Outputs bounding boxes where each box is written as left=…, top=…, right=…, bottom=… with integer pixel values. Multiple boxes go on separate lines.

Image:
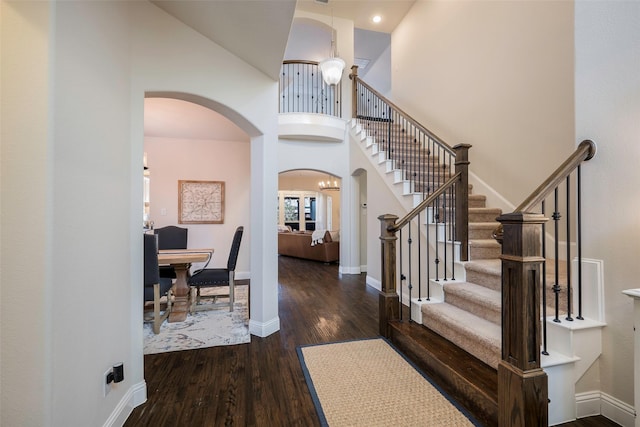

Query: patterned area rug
left=143, top=285, right=250, bottom=355
left=298, top=338, right=480, bottom=427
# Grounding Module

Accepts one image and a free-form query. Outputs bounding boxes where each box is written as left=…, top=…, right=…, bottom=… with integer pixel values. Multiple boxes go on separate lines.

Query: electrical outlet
left=103, top=368, right=112, bottom=397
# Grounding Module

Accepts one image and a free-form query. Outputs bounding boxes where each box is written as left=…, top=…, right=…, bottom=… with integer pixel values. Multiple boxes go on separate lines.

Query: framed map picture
left=178, top=180, right=225, bottom=224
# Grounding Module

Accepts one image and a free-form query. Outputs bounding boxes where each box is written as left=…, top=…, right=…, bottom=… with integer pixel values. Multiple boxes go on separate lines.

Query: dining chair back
left=154, top=225, right=188, bottom=249
left=143, top=233, right=173, bottom=334
left=154, top=226, right=188, bottom=279
left=188, top=226, right=244, bottom=312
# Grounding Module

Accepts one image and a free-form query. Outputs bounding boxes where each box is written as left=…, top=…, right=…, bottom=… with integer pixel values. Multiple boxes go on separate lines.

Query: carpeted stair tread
left=468, top=239, right=501, bottom=260
left=468, top=222, right=499, bottom=239
left=469, top=207, right=502, bottom=223
left=468, top=239, right=501, bottom=248
left=422, top=303, right=501, bottom=369
left=443, top=282, right=501, bottom=325
left=465, top=259, right=501, bottom=276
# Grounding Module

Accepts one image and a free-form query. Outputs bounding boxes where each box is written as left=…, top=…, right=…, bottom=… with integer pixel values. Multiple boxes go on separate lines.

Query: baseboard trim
left=102, top=381, right=147, bottom=427
left=576, top=391, right=635, bottom=426
left=339, top=265, right=361, bottom=275
left=366, top=275, right=381, bottom=291
left=249, top=316, right=280, bottom=337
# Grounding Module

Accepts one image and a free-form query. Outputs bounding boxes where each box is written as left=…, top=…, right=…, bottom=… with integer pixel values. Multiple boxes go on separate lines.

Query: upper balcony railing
left=279, top=60, right=342, bottom=118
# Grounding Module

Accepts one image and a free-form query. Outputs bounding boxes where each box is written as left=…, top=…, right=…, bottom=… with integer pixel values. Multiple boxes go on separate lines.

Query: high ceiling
left=151, top=0, right=415, bottom=80
left=146, top=0, right=412, bottom=140
left=296, top=0, right=416, bottom=34
left=151, top=0, right=297, bottom=80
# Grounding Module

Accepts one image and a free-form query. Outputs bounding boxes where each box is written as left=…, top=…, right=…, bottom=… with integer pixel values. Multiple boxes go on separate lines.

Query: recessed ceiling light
left=372, top=15, right=382, bottom=23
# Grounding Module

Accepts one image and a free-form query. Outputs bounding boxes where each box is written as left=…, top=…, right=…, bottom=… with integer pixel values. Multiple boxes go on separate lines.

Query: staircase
left=349, top=116, right=605, bottom=426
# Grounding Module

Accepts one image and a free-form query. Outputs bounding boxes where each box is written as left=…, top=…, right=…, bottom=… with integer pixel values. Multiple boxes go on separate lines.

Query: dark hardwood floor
left=125, top=256, right=620, bottom=427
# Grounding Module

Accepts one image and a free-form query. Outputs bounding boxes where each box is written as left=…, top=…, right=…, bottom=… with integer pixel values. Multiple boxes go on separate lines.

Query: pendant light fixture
left=319, top=9, right=345, bottom=86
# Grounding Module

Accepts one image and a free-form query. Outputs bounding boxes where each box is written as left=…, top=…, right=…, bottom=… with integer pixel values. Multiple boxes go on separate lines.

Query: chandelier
left=319, top=10, right=345, bottom=86
left=319, top=176, right=340, bottom=191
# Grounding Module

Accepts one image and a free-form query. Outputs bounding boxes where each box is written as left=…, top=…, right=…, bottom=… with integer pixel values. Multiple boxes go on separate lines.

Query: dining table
left=158, top=248, right=214, bottom=322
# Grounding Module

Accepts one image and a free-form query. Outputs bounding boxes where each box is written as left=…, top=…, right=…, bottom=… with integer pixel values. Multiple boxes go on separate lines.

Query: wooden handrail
left=390, top=172, right=461, bottom=232
left=282, top=59, right=320, bottom=66
left=515, top=140, right=596, bottom=213
left=493, top=139, right=596, bottom=242
left=350, top=66, right=455, bottom=154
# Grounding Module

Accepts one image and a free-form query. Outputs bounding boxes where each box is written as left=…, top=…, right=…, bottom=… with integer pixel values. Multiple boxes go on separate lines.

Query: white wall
left=2, top=2, right=142, bottom=425
left=355, top=29, right=392, bottom=97
left=51, top=3, right=136, bottom=425
left=391, top=0, right=575, bottom=206
left=145, top=137, right=251, bottom=276
left=349, top=135, right=407, bottom=288
left=1, top=1, right=282, bottom=425
left=575, top=0, right=640, bottom=408
left=1, top=2, right=54, bottom=425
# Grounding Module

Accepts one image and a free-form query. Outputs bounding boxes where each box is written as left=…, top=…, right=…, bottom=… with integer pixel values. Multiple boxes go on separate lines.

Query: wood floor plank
left=124, top=256, right=619, bottom=427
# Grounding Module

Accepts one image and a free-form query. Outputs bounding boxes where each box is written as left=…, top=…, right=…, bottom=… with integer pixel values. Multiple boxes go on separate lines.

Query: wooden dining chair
left=143, top=233, right=173, bottom=334
left=154, top=225, right=188, bottom=279
left=188, top=226, right=243, bottom=312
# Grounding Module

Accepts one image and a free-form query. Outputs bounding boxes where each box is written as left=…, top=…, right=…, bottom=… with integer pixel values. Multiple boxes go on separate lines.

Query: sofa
left=277, top=230, right=339, bottom=263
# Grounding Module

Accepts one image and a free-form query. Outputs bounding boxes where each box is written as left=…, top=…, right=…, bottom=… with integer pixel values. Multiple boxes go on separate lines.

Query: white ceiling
left=151, top=0, right=297, bottom=80
left=296, top=0, right=416, bottom=34
left=145, top=98, right=249, bottom=142
left=151, top=0, right=415, bottom=80
left=145, top=0, right=411, bottom=140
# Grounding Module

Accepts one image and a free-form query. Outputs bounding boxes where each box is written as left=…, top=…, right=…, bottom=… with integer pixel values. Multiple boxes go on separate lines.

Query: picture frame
left=178, top=180, right=225, bottom=224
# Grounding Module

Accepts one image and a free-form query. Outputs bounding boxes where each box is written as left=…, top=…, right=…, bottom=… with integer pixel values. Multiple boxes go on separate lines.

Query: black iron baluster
left=541, top=200, right=549, bottom=355
left=426, top=201, right=431, bottom=300
left=418, top=212, right=422, bottom=302
left=553, top=188, right=561, bottom=323
left=434, top=195, right=441, bottom=281
left=399, top=228, right=404, bottom=321
left=295, top=63, right=300, bottom=113
left=442, top=180, right=448, bottom=281
left=451, top=184, right=456, bottom=281
left=577, top=165, right=584, bottom=320
left=565, top=176, right=573, bottom=321
left=387, top=106, right=392, bottom=156
left=408, top=222, right=413, bottom=315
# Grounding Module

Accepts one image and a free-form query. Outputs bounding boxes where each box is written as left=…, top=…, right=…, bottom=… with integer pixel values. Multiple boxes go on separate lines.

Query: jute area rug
left=143, top=285, right=250, bottom=355
left=297, top=338, right=480, bottom=427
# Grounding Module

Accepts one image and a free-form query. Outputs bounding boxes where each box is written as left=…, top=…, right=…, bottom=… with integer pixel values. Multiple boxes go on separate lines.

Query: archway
left=140, top=91, right=275, bottom=352
left=276, top=169, right=343, bottom=272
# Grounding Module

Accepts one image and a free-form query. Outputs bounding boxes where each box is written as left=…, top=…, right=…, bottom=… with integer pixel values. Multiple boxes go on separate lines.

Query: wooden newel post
left=379, top=213, right=400, bottom=338
left=497, top=212, right=549, bottom=427
left=454, top=144, right=471, bottom=261
left=349, top=65, right=359, bottom=120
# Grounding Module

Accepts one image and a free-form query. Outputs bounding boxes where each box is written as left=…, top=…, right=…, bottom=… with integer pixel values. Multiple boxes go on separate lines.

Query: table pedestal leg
left=168, top=263, right=190, bottom=322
